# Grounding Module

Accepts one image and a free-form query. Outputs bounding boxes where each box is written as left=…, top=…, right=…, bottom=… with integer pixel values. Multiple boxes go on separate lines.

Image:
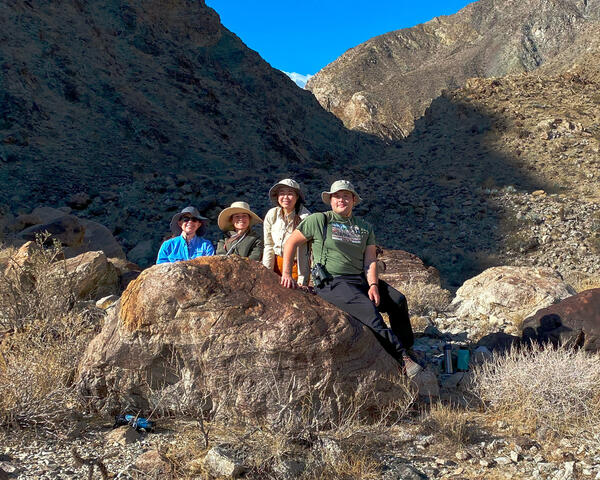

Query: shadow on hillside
left=354, top=93, right=552, bottom=289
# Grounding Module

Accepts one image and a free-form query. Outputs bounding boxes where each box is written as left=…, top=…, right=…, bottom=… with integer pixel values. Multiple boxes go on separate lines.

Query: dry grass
left=0, top=236, right=76, bottom=332
left=472, top=343, right=600, bottom=436
left=0, top=239, right=103, bottom=433
left=399, top=281, right=452, bottom=317
left=420, top=402, right=475, bottom=445
left=563, top=271, right=600, bottom=292
left=153, top=360, right=418, bottom=479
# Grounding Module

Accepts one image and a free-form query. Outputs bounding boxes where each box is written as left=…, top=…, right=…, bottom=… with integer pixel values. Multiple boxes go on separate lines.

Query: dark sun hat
left=170, top=206, right=208, bottom=236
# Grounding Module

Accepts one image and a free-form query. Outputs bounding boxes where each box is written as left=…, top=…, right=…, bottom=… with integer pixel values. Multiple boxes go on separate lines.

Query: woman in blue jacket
left=156, top=206, right=214, bottom=263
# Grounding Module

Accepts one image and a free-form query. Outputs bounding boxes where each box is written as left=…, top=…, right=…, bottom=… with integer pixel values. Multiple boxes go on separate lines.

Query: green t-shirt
left=297, top=211, right=376, bottom=276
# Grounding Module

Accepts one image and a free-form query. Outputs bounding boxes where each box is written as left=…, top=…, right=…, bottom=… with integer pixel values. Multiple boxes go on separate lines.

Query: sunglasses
left=181, top=217, right=200, bottom=223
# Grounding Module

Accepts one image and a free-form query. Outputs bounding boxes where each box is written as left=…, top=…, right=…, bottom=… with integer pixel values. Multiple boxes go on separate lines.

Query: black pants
left=316, top=274, right=414, bottom=362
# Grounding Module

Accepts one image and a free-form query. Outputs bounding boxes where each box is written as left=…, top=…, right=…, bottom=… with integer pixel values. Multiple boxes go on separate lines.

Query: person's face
left=178, top=216, right=201, bottom=236
left=330, top=190, right=355, bottom=217
left=232, top=213, right=250, bottom=232
left=277, top=187, right=298, bottom=211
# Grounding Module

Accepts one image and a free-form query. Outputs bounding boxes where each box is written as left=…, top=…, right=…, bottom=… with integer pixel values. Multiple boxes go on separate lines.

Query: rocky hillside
left=306, top=0, right=600, bottom=139
left=0, top=0, right=382, bottom=254
left=355, top=34, right=600, bottom=287
left=1, top=0, right=598, bottom=289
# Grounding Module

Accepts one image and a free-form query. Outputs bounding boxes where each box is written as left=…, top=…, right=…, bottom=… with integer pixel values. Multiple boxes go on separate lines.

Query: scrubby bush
left=420, top=402, right=474, bottom=445
left=0, top=238, right=103, bottom=433
left=472, top=343, right=600, bottom=436
left=399, top=281, right=452, bottom=317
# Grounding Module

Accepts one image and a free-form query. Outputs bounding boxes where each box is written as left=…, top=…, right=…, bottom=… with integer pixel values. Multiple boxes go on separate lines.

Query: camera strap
left=317, top=212, right=328, bottom=265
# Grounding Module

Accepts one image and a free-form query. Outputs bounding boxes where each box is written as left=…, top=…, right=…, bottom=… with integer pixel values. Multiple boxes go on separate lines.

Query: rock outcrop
left=522, top=288, right=600, bottom=351
left=307, top=0, right=600, bottom=139
left=449, top=266, right=575, bottom=323
left=77, top=256, right=406, bottom=421
left=377, top=248, right=441, bottom=287
left=57, top=251, right=120, bottom=300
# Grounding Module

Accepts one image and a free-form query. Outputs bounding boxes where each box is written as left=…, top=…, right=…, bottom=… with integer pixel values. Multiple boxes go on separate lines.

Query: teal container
left=457, top=348, right=470, bottom=371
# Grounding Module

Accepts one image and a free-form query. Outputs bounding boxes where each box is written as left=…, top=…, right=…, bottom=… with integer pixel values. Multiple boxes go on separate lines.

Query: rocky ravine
left=1, top=0, right=599, bottom=289
left=307, top=0, right=600, bottom=139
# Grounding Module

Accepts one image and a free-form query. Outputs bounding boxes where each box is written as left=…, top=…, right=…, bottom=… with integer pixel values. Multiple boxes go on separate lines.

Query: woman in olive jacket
left=216, top=201, right=263, bottom=261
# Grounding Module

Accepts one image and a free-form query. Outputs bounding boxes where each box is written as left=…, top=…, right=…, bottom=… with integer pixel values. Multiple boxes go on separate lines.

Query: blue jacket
left=156, top=235, right=215, bottom=264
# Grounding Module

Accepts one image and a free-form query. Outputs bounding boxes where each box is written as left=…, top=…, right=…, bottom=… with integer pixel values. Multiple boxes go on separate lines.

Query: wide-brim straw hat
left=321, top=180, right=362, bottom=205
left=170, top=206, right=209, bottom=236
left=217, top=201, right=263, bottom=231
left=268, top=178, right=305, bottom=206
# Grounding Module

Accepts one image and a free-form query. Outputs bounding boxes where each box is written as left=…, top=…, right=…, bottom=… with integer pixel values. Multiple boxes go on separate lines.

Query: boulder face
left=306, top=0, right=600, bottom=139
left=13, top=207, right=126, bottom=260
left=59, top=251, right=120, bottom=300
left=377, top=247, right=441, bottom=287
left=77, top=256, right=403, bottom=421
left=449, top=266, right=575, bottom=322
left=522, top=288, right=600, bottom=351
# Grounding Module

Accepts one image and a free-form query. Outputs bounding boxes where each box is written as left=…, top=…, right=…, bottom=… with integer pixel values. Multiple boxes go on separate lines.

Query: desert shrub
left=0, top=235, right=76, bottom=332
left=399, top=281, right=452, bottom=316
left=159, top=359, right=417, bottom=478
left=420, top=402, right=474, bottom=445
left=0, top=238, right=103, bottom=433
left=563, top=271, right=600, bottom=292
left=471, top=343, right=600, bottom=436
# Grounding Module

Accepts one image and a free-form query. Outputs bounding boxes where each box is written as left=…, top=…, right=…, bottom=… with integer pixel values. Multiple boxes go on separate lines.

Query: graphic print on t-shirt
left=331, top=222, right=362, bottom=244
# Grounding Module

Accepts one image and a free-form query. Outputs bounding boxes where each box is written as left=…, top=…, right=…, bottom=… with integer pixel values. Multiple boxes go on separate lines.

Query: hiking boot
left=401, top=349, right=423, bottom=379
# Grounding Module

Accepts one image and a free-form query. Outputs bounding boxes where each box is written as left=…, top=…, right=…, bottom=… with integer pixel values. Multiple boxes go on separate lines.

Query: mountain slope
left=0, top=0, right=382, bottom=250
left=306, top=0, right=600, bottom=139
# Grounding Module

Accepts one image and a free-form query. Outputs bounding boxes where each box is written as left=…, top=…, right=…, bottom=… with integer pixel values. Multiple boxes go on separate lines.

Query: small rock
left=564, top=461, right=575, bottom=475
left=106, top=426, right=141, bottom=445
left=413, top=369, right=440, bottom=397
left=495, top=456, right=512, bottom=465
left=202, top=446, right=246, bottom=478
left=273, top=458, right=305, bottom=478
left=480, top=459, right=493, bottom=467
left=67, top=192, right=92, bottom=210
left=96, top=295, right=119, bottom=309
left=127, top=240, right=154, bottom=267
left=440, top=372, right=466, bottom=389
left=511, top=451, right=520, bottom=463
left=134, top=450, right=170, bottom=476
left=456, top=451, right=470, bottom=461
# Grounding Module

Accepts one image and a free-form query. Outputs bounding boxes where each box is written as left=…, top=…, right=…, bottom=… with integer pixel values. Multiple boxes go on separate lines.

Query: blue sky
left=205, top=0, right=476, bottom=76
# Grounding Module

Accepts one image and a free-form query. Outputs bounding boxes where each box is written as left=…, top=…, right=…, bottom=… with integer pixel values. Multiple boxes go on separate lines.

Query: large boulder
left=18, top=215, right=85, bottom=247
left=377, top=247, right=441, bottom=287
left=522, top=288, right=600, bottom=351
left=77, top=256, right=405, bottom=421
left=28, top=207, right=126, bottom=259
left=56, top=251, right=120, bottom=299
left=449, top=266, right=575, bottom=323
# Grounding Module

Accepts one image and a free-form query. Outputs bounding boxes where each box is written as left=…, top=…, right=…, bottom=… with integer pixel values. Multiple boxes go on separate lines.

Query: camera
left=311, top=263, right=332, bottom=289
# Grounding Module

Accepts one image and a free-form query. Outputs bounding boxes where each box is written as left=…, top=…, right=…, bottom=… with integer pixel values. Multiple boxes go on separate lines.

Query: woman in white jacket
left=263, top=179, right=311, bottom=285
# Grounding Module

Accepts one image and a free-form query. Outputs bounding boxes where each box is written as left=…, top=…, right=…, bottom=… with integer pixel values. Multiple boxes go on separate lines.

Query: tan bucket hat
left=321, top=180, right=362, bottom=205
left=217, top=201, right=263, bottom=231
left=268, top=178, right=305, bottom=205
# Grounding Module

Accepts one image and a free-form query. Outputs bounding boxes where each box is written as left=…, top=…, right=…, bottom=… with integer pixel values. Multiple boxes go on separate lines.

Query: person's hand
left=280, top=273, right=297, bottom=289
left=368, top=284, right=380, bottom=306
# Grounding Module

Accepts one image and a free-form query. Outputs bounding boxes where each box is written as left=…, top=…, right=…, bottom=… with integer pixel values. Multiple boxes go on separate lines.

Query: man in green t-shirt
left=281, top=180, right=422, bottom=378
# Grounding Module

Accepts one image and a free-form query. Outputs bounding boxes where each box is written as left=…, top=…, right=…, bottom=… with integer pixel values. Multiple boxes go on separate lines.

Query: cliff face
left=0, top=0, right=382, bottom=247
left=306, top=0, right=600, bottom=139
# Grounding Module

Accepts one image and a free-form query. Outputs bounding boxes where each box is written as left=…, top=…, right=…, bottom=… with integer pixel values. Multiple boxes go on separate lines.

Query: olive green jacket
left=216, top=230, right=263, bottom=261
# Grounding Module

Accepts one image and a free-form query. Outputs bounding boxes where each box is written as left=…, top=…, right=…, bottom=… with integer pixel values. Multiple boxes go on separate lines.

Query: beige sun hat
left=268, top=178, right=305, bottom=206
left=321, top=180, right=362, bottom=205
left=217, top=201, right=263, bottom=231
